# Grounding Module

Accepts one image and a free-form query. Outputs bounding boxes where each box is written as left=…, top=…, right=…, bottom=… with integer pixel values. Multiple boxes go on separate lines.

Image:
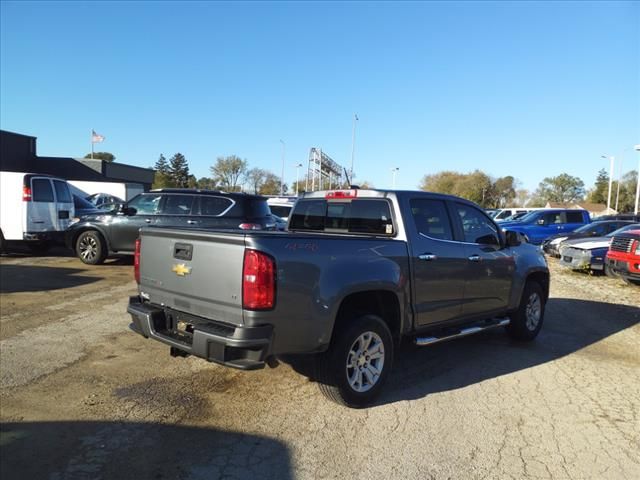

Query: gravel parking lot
left=1, top=247, right=639, bottom=480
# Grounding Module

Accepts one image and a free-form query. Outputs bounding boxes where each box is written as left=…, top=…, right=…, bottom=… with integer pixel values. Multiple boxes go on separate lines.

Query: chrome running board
left=415, top=318, right=511, bottom=347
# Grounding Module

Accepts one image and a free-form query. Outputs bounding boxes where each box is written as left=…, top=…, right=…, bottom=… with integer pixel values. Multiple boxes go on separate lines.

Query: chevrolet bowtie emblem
left=172, top=263, right=191, bottom=276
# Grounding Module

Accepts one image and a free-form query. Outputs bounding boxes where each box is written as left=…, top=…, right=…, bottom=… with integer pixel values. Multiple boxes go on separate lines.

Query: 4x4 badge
left=172, top=264, right=191, bottom=276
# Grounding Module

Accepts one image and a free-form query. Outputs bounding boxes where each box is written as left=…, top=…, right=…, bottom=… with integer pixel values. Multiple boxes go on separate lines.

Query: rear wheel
left=507, top=281, right=545, bottom=341
left=76, top=231, right=107, bottom=265
left=316, top=314, right=393, bottom=408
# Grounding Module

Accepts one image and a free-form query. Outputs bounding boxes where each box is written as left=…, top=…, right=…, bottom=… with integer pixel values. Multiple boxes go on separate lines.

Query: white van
left=0, top=172, right=74, bottom=251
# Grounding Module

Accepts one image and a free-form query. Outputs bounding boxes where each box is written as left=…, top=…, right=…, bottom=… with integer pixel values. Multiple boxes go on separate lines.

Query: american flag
left=91, top=130, right=105, bottom=143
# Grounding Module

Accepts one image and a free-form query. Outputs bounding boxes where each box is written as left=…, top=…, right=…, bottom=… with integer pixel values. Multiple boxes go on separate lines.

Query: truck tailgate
left=138, top=227, right=246, bottom=326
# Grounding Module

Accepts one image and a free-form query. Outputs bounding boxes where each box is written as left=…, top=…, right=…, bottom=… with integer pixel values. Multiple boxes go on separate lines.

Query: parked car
left=86, top=192, right=124, bottom=210
left=542, top=220, right=635, bottom=257
left=493, top=208, right=534, bottom=222
left=557, top=224, right=640, bottom=274
left=66, top=189, right=277, bottom=265
left=128, top=188, right=549, bottom=407
left=266, top=196, right=297, bottom=221
left=499, top=209, right=591, bottom=245
left=597, top=214, right=640, bottom=222
left=502, top=211, right=530, bottom=222
left=605, top=228, right=640, bottom=286
left=72, top=194, right=102, bottom=221
left=0, top=171, right=74, bottom=253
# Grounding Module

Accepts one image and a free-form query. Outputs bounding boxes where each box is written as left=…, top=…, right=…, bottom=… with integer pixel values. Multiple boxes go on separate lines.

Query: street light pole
left=279, top=140, right=285, bottom=196
left=391, top=167, right=399, bottom=189
left=294, top=163, right=302, bottom=195
left=601, top=155, right=614, bottom=213
left=634, top=145, right=640, bottom=215
left=350, top=114, right=358, bottom=184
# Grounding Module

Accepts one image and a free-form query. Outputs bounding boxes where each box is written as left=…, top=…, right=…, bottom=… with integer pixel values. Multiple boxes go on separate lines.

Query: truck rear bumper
left=127, top=296, right=273, bottom=370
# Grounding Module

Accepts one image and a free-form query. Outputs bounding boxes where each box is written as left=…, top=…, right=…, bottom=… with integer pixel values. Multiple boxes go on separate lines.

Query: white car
left=267, top=196, right=298, bottom=222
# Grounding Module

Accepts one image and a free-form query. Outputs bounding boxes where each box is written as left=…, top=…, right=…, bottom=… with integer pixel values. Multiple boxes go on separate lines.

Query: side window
left=199, top=196, right=233, bottom=216
left=544, top=212, right=563, bottom=224
left=53, top=180, right=72, bottom=203
left=290, top=200, right=327, bottom=230
left=160, top=194, right=195, bottom=215
left=455, top=203, right=500, bottom=245
left=565, top=211, right=584, bottom=223
left=32, top=179, right=54, bottom=202
left=127, top=194, right=162, bottom=215
left=591, top=224, right=607, bottom=236
left=410, top=198, right=454, bottom=241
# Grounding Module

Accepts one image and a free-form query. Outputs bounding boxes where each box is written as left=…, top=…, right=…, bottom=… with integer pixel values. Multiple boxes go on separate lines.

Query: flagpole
left=91, top=129, right=94, bottom=159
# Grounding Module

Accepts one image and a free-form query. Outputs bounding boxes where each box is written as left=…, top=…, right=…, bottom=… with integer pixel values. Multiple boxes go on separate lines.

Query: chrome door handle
left=468, top=254, right=480, bottom=262
left=418, top=254, right=437, bottom=261
left=187, top=220, right=199, bottom=225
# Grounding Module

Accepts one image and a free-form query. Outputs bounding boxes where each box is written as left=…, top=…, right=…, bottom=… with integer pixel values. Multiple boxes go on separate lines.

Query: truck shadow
left=0, top=421, right=293, bottom=480
left=0, top=265, right=101, bottom=293
left=377, top=298, right=640, bottom=406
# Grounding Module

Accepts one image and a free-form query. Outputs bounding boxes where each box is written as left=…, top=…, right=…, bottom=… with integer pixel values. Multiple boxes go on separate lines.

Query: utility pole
left=295, top=163, right=302, bottom=195
left=279, top=140, right=285, bottom=196
left=634, top=145, right=640, bottom=215
left=391, top=167, right=399, bottom=189
left=601, top=155, right=614, bottom=213
left=350, top=114, right=358, bottom=184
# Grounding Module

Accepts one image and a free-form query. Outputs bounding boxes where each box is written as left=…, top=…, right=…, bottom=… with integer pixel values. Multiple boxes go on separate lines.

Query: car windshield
left=606, top=223, right=640, bottom=237
left=73, top=194, right=96, bottom=209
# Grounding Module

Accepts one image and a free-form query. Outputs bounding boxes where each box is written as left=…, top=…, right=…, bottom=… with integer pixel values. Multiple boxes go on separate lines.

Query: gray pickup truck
left=128, top=189, right=549, bottom=407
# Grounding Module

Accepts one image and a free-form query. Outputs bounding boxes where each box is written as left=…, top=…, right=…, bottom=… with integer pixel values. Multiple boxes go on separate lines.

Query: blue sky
left=1, top=1, right=638, bottom=193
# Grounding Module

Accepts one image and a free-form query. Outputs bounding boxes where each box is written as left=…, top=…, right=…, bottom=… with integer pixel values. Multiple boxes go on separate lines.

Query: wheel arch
left=332, top=290, right=403, bottom=345
left=71, top=225, right=112, bottom=252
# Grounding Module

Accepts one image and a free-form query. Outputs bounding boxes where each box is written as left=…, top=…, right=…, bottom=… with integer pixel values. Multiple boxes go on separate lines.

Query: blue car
left=500, top=209, right=591, bottom=245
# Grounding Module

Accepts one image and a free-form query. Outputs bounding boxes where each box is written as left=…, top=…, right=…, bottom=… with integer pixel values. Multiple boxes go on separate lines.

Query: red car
left=606, top=229, right=640, bottom=286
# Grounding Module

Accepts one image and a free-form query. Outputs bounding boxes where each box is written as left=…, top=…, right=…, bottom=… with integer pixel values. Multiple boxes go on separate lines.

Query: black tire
left=315, top=314, right=393, bottom=408
left=507, top=281, right=545, bottom=341
left=75, top=230, right=107, bottom=265
left=604, top=264, right=620, bottom=278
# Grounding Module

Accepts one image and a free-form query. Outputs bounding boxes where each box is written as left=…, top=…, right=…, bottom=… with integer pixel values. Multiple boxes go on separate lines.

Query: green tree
left=245, top=168, right=268, bottom=194
left=84, top=152, right=116, bottom=162
left=211, top=155, right=248, bottom=192
left=196, top=177, right=217, bottom=190
left=615, top=170, right=638, bottom=213
left=492, top=176, right=517, bottom=208
left=168, top=153, right=190, bottom=187
left=419, top=171, right=464, bottom=194
left=587, top=168, right=609, bottom=204
left=152, top=154, right=172, bottom=188
left=534, top=173, right=585, bottom=204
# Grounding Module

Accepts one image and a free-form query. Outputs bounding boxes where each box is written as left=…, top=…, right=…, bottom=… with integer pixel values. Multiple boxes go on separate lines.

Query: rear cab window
left=290, top=198, right=395, bottom=235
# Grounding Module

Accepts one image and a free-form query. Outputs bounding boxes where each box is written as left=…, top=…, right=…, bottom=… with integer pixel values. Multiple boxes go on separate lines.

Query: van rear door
left=52, top=179, right=74, bottom=230
left=27, top=177, right=57, bottom=233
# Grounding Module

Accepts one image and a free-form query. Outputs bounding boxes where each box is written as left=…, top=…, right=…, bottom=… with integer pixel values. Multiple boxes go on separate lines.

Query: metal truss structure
left=305, top=148, right=347, bottom=192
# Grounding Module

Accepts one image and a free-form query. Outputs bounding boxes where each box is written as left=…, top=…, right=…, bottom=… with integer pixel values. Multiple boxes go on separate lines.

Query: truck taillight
left=239, top=223, right=263, bottom=230
left=22, top=186, right=32, bottom=201
left=325, top=189, right=357, bottom=199
left=242, top=250, right=275, bottom=310
left=134, top=238, right=141, bottom=283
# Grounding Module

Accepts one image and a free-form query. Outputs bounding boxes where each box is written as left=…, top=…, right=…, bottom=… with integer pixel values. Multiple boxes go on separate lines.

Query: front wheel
left=76, top=231, right=107, bottom=265
left=507, top=281, right=545, bottom=341
left=316, top=314, right=393, bottom=408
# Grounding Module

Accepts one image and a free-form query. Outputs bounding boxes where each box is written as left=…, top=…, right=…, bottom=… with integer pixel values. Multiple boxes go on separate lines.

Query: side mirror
left=118, top=204, right=136, bottom=216
left=505, top=230, right=522, bottom=247
left=537, top=218, right=546, bottom=225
